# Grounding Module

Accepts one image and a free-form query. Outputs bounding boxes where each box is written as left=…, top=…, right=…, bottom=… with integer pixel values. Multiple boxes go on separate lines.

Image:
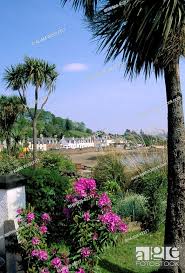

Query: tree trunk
left=32, top=118, right=37, bottom=163
left=162, top=59, right=185, bottom=273
left=5, top=135, right=11, bottom=155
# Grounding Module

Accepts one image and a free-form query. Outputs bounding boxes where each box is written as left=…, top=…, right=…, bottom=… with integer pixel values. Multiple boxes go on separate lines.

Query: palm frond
left=87, top=0, right=185, bottom=78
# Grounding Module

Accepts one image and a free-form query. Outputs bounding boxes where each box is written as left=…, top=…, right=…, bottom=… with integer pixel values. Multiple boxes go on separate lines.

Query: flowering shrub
left=17, top=178, right=127, bottom=273
left=63, top=178, right=127, bottom=272
left=17, top=207, right=72, bottom=273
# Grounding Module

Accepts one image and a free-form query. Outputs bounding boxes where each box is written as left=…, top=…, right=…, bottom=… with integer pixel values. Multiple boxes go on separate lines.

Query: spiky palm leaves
left=87, top=0, right=185, bottom=77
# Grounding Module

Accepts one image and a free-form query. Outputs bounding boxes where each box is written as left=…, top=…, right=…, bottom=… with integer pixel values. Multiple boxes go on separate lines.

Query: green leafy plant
left=40, top=152, right=76, bottom=176
left=129, top=169, right=167, bottom=231
left=114, top=193, right=148, bottom=222
left=63, top=178, right=128, bottom=272
left=20, top=167, right=72, bottom=214
left=17, top=207, right=71, bottom=273
left=93, top=154, right=126, bottom=190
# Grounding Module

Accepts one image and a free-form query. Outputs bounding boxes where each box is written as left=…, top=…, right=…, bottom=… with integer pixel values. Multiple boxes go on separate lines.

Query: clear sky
left=1, top=0, right=185, bottom=134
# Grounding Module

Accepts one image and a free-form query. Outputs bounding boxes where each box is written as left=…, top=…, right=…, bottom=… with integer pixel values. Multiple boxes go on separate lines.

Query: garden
left=0, top=151, right=167, bottom=273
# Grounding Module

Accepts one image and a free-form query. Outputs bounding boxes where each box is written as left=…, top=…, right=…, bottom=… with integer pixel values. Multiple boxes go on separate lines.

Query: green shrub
left=0, top=154, right=26, bottom=175
left=129, top=169, right=167, bottom=231
left=114, top=193, right=148, bottom=222
left=93, top=154, right=126, bottom=190
left=63, top=178, right=128, bottom=272
left=40, top=152, right=76, bottom=175
left=20, top=167, right=72, bottom=214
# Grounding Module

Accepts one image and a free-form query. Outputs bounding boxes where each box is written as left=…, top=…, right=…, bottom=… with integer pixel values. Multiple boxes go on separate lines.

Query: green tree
left=0, top=96, right=24, bottom=154
left=62, top=0, right=185, bottom=271
left=4, top=57, right=58, bottom=161
left=65, top=118, right=73, bottom=131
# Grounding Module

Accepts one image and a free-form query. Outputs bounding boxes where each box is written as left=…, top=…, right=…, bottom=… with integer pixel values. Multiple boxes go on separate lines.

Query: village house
left=28, top=137, right=60, bottom=151
left=60, top=136, right=95, bottom=149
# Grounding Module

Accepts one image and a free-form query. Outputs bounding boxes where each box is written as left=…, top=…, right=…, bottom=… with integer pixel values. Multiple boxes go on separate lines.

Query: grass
left=96, top=227, right=164, bottom=273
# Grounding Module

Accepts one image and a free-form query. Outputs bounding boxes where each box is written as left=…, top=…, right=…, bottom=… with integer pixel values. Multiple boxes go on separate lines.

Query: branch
left=36, top=89, right=52, bottom=120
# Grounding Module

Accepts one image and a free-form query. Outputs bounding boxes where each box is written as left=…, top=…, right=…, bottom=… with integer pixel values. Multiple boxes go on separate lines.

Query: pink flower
left=27, top=212, right=35, bottom=223
left=41, top=213, right=51, bottom=222
left=98, top=193, right=111, bottom=208
left=119, top=222, right=128, bottom=232
left=83, top=211, right=90, bottom=222
left=92, top=232, right=98, bottom=240
left=40, top=225, right=47, bottom=234
left=60, top=266, right=69, bottom=273
left=51, top=257, right=62, bottom=269
left=31, top=249, right=39, bottom=257
left=16, top=208, right=23, bottom=215
left=38, top=250, right=48, bottom=261
left=98, top=211, right=127, bottom=233
left=81, top=247, right=91, bottom=258
left=32, top=237, right=40, bottom=245
left=75, top=268, right=85, bottom=273
left=74, top=178, right=96, bottom=197
left=17, top=218, right=22, bottom=224
left=40, top=268, right=50, bottom=273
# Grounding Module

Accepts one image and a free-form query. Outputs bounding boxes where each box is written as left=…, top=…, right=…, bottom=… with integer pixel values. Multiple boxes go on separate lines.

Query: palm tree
left=62, top=0, right=185, bottom=271
left=0, top=96, right=25, bottom=154
left=4, top=57, right=58, bottom=161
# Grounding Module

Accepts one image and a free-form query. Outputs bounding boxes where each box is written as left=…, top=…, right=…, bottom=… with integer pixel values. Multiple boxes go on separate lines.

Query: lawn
left=96, top=227, right=164, bottom=273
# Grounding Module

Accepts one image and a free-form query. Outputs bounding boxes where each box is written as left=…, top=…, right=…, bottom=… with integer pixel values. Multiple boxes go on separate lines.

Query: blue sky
left=1, top=0, right=185, bottom=133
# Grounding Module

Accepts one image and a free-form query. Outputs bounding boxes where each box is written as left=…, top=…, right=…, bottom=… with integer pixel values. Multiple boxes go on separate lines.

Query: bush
left=40, top=152, right=76, bottom=176
left=0, top=154, right=26, bottom=175
left=114, top=193, right=148, bottom=222
left=93, top=154, right=126, bottom=191
left=17, top=207, right=72, bottom=273
left=17, top=179, right=128, bottom=273
left=20, top=167, right=72, bottom=214
left=129, top=169, right=167, bottom=231
left=63, top=178, right=128, bottom=272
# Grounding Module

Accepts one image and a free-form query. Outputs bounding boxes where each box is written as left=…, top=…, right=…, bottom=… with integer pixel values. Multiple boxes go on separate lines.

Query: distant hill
left=14, top=109, right=93, bottom=139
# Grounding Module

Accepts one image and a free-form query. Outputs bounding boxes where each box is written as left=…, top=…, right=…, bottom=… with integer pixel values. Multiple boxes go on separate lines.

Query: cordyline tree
left=4, top=57, right=58, bottom=161
left=0, top=96, right=24, bottom=154
left=62, top=0, right=185, bottom=271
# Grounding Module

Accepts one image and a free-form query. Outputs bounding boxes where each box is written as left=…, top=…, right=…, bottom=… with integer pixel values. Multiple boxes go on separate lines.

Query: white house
left=60, top=137, right=95, bottom=149
left=28, top=137, right=59, bottom=151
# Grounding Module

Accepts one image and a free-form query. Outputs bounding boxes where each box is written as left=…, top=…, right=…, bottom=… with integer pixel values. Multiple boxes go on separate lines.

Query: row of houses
left=28, top=136, right=116, bottom=151
left=0, top=135, right=145, bottom=152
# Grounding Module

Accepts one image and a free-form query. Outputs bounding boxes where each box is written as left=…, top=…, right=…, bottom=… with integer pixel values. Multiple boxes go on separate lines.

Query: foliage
left=12, top=109, right=93, bottom=139
left=63, top=178, right=127, bottom=272
left=17, top=207, right=72, bottom=273
left=40, top=152, right=77, bottom=175
left=0, top=95, right=25, bottom=154
left=4, top=57, right=59, bottom=160
left=20, top=167, right=72, bottom=214
left=114, top=193, right=148, bottom=222
left=0, top=154, right=24, bottom=175
left=93, top=154, right=126, bottom=190
left=123, top=129, right=166, bottom=147
left=129, top=169, right=167, bottom=231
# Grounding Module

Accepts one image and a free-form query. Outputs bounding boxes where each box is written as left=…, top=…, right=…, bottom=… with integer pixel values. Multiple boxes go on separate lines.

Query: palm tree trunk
left=32, top=118, right=37, bottom=163
left=163, top=59, right=185, bottom=273
left=5, top=135, right=11, bottom=155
